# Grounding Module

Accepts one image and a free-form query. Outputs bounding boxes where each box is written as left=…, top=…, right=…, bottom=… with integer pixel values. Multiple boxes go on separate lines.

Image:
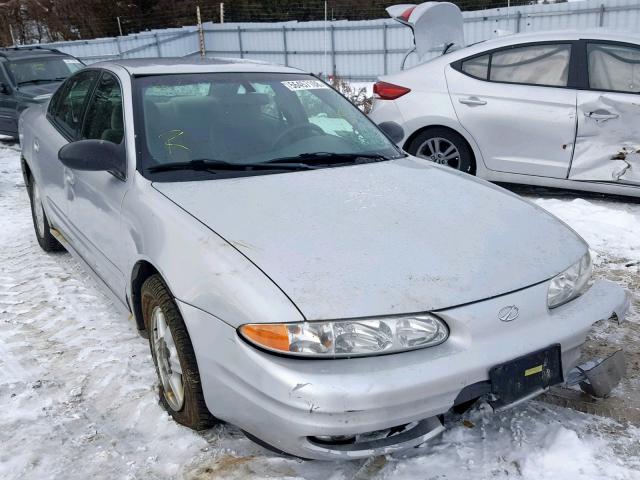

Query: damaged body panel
left=571, top=94, right=640, bottom=185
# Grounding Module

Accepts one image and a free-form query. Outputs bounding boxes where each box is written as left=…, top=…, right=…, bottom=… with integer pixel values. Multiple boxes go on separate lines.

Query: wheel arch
left=403, top=124, right=479, bottom=175
left=21, top=156, right=33, bottom=188
left=130, top=259, right=163, bottom=335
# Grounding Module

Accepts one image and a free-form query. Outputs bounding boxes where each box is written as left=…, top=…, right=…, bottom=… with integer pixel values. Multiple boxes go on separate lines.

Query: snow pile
left=520, top=427, right=631, bottom=480
left=535, top=198, right=640, bottom=262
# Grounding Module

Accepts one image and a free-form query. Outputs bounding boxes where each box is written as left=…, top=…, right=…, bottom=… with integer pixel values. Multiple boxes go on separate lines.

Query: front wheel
left=142, top=274, right=216, bottom=430
left=406, top=128, right=474, bottom=174
left=28, top=176, right=65, bottom=252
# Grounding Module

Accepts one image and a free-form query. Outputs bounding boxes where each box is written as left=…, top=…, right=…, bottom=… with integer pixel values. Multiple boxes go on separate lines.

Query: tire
left=406, top=128, right=474, bottom=174
left=141, top=274, right=216, bottom=430
left=28, top=176, right=65, bottom=252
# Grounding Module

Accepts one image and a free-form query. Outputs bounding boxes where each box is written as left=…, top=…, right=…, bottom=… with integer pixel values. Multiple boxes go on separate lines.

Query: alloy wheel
left=416, top=137, right=461, bottom=169
left=151, top=306, right=185, bottom=411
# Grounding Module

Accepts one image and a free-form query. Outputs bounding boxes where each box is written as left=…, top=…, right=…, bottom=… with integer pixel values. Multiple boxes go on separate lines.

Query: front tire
left=142, top=274, right=216, bottom=430
left=406, top=128, right=474, bottom=174
left=28, top=176, right=65, bottom=252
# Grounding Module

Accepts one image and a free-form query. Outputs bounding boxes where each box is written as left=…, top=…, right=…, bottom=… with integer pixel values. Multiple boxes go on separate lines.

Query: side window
left=458, top=44, right=571, bottom=87
left=50, top=70, right=98, bottom=139
left=490, top=44, right=571, bottom=87
left=82, top=72, right=124, bottom=144
left=588, top=43, right=640, bottom=94
left=460, top=54, right=489, bottom=80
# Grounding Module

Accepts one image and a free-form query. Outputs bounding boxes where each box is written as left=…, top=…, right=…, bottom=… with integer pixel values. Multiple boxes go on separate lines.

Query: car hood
left=17, top=82, right=62, bottom=98
left=153, top=157, right=586, bottom=320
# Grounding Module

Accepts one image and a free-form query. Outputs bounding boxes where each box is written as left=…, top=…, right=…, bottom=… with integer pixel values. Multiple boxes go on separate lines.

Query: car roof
left=94, top=57, right=306, bottom=76
left=459, top=28, right=640, bottom=56
left=0, top=46, right=71, bottom=61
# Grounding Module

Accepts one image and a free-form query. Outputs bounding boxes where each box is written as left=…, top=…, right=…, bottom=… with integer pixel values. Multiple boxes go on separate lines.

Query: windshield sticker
left=281, top=80, right=329, bottom=91
left=63, top=59, right=82, bottom=64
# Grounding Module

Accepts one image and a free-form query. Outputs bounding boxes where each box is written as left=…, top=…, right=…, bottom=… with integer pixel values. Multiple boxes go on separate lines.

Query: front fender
left=122, top=173, right=304, bottom=328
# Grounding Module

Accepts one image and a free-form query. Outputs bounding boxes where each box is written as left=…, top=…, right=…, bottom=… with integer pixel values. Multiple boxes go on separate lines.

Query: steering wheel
left=271, top=123, right=325, bottom=149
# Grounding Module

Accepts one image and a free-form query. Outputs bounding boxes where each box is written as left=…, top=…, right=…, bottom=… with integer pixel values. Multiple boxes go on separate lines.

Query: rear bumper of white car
left=181, top=279, right=629, bottom=460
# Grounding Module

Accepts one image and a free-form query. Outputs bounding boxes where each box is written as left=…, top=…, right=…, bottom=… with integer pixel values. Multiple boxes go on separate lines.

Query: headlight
left=547, top=252, right=593, bottom=308
left=239, top=314, right=449, bottom=358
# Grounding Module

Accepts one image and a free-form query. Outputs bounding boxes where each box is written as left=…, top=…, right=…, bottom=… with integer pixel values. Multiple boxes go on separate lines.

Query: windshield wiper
left=268, top=152, right=403, bottom=166
left=147, top=158, right=315, bottom=174
left=18, top=77, right=67, bottom=86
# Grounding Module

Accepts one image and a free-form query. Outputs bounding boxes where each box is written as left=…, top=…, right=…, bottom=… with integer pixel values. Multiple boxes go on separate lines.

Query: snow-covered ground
left=1, top=141, right=639, bottom=479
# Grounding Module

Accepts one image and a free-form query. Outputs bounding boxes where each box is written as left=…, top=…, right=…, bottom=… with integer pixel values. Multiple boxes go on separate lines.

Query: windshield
left=133, top=72, right=402, bottom=180
left=7, top=56, right=83, bottom=86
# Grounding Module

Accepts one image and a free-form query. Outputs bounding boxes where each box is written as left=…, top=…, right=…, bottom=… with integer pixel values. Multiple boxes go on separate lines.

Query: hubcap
left=32, top=181, right=46, bottom=238
left=151, top=306, right=184, bottom=411
left=416, top=137, right=461, bottom=169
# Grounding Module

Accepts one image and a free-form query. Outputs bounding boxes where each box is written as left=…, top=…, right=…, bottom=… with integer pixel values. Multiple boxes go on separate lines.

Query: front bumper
left=180, top=279, right=628, bottom=460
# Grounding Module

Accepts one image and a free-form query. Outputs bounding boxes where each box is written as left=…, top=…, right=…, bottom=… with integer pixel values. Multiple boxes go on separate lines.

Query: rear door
left=447, top=42, right=578, bottom=178
left=570, top=40, right=640, bottom=185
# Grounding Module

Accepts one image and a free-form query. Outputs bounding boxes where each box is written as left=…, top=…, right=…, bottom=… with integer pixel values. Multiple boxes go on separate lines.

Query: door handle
left=65, top=169, right=76, bottom=186
left=33, top=139, right=39, bottom=152
left=459, top=97, right=487, bottom=106
left=585, top=111, right=619, bottom=120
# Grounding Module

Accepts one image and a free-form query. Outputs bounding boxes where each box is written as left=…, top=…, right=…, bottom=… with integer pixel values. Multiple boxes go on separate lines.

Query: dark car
left=0, top=46, right=83, bottom=139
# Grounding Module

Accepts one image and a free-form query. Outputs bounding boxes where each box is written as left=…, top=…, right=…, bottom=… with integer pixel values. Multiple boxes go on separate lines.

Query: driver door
left=65, top=70, right=129, bottom=298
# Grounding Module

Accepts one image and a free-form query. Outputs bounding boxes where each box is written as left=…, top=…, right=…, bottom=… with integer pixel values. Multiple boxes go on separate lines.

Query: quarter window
left=588, top=43, right=640, bottom=93
left=460, top=54, right=489, bottom=80
left=458, top=43, right=572, bottom=87
left=82, top=72, right=124, bottom=144
left=50, top=70, right=98, bottom=139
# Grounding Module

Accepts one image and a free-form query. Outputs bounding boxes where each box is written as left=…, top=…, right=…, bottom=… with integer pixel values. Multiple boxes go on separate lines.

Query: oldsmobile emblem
left=498, top=305, right=519, bottom=322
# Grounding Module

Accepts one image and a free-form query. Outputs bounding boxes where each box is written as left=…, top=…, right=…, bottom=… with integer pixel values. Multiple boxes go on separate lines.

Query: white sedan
left=370, top=30, right=640, bottom=197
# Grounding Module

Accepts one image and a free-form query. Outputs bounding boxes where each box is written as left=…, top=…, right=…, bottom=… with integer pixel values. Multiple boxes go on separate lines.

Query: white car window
left=490, top=44, right=571, bottom=87
left=588, top=43, right=640, bottom=93
left=460, top=54, right=489, bottom=80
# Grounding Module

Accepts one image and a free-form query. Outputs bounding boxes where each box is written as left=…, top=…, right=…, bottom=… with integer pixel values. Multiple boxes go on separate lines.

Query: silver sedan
left=19, top=58, right=629, bottom=460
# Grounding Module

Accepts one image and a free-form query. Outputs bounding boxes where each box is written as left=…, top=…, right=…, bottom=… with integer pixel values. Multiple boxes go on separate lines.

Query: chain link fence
left=8, top=0, right=640, bottom=81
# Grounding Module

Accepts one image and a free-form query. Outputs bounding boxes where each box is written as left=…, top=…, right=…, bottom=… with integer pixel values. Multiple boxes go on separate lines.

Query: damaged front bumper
left=566, top=349, right=627, bottom=398
left=180, top=279, right=630, bottom=460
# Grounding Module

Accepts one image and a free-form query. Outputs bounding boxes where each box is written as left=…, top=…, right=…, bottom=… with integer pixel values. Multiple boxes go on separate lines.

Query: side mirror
left=58, top=139, right=125, bottom=178
left=0, top=82, right=10, bottom=95
left=378, top=121, right=405, bottom=144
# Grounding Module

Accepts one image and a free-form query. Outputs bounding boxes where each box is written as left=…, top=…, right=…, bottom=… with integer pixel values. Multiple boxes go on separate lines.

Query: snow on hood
left=386, top=2, right=465, bottom=59
left=153, top=157, right=586, bottom=320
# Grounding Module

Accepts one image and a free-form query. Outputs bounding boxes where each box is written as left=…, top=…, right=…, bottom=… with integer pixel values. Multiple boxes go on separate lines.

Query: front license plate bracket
left=489, top=344, right=563, bottom=408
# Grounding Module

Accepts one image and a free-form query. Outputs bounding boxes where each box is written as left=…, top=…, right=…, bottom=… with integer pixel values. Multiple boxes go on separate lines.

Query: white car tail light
left=373, top=81, right=411, bottom=100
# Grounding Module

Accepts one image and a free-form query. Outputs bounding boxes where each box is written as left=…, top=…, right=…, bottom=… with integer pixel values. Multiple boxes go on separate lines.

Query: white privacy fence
left=19, top=0, right=640, bottom=81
